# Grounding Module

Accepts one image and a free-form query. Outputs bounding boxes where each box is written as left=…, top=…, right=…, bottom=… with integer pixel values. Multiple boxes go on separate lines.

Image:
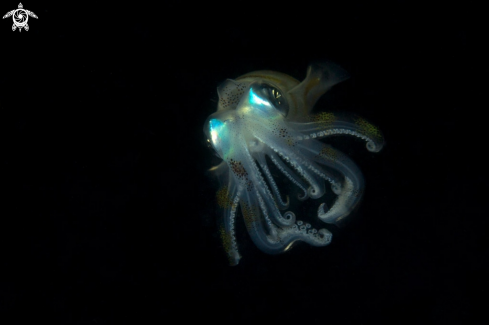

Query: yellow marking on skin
left=286, top=137, right=296, bottom=147
left=311, top=112, right=336, bottom=124
left=218, top=225, right=234, bottom=264
left=319, top=146, right=337, bottom=162
left=219, top=225, right=231, bottom=249
left=355, top=118, right=382, bottom=139
left=241, top=202, right=256, bottom=231
left=216, top=186, right=232, bottom=208
left=335, top=215, right=346, bottom=223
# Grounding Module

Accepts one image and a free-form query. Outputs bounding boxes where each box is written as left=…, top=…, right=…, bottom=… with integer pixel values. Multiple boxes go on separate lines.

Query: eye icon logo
left=3, top=3, right=37, bottom=32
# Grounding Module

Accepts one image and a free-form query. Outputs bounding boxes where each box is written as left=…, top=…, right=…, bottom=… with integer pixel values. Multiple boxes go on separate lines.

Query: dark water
left=1, top=1, right=485, bottom=324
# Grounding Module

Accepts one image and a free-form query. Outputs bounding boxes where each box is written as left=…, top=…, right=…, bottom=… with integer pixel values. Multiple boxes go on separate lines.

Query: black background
left=1, top=1, right=486, bottom=324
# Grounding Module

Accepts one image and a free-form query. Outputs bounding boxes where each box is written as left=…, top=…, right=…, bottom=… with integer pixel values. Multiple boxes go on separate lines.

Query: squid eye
left=269, top=87, right=289, bottom=117
left=203, top=117, right=229, bottom=159
left=206, top=138, right=221, bottom=158
left=249, top=83, right=289, bottom=117
left=206, top=138, right=214, bottom=149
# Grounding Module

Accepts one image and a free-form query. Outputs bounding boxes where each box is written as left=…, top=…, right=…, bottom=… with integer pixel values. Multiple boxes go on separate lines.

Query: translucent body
left=204, top=62, right=384, bottom=265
